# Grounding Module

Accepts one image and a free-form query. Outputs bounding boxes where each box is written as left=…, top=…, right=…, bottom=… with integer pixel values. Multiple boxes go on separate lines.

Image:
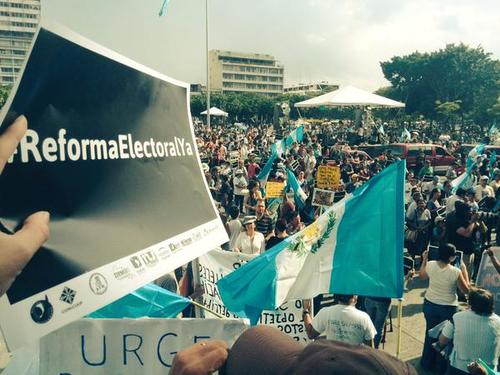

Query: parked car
left=358, top=143, right=456, bottom=175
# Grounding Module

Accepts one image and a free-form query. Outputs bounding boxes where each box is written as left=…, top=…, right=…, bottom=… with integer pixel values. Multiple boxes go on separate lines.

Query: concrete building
left=0, top=0, right=40, bottom=86
left=284, top=81, right=338, bottom=95
left=209, top=50, right=284, bottom=96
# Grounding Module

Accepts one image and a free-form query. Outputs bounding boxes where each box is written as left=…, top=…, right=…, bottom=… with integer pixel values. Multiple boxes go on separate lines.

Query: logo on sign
left=157, top=246, right=172, bottom=260
left=89, top=273, right=108, bottom=295
left=30, top=295, right=54, bottom=324
left=112, top=265, right=134, bottom=280
left=59, top=287, right=76, bottom=304
left=141, top=251, right=159, bottom=267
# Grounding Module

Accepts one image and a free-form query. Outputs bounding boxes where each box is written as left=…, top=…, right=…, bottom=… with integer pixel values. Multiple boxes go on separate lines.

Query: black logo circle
left=89, top=273, right=108, bottom=295
left=30, top=295, right=54, bottom=324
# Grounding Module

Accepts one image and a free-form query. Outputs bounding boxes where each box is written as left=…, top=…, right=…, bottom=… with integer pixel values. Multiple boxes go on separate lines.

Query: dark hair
left=456, top=188, right=466, bottom=197
left=438, top=243, right=456, bottom=263
left=469, top=287, right=494, bottom=316
left=228, top=205, right=240, bottom=219
left=334, top=294, right=355, bottom=304
left=275, top=219, right=287, bottom=233
left=248, top=180, right=259, bottom=191
left=430, top=188, right=440, bottom=197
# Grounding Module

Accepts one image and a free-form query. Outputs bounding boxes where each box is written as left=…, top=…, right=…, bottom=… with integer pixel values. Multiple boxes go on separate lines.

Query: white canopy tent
left=295, top=85, right=405, bottom=108
left=200, top=106, right=229, bottom=117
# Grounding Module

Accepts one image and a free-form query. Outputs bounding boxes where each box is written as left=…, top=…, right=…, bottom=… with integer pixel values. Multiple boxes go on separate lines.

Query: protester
left=265, top=219, right=288, bottom=250
left=226, top=205, right=242, bottom=251
left=255, top=200, right=275, bottom=240
left=475, top=175, right=495, bottom=202
left=446, top=188, right=466, bottom=214
left=0, top=116, right=50, bottom=297
left=364, top=296, right=392, bottom=349
left=233, top=215, right=265, bottom=254
left=418, top=243, right=470, bottom=372
left=303, top=294, right=377, bottom=347
left=244, top=179, right=262, bottom=215
left=233, top=169, right=248, bottom=212
left=438, top=288, right=500, bottom=374
left=487, top=248, right=500, bottom=274
left=406, top=198, right=432, bottom=258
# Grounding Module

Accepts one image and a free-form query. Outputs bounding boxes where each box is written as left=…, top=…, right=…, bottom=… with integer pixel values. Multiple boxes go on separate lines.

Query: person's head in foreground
left=170, top=325, right=418, bottom=375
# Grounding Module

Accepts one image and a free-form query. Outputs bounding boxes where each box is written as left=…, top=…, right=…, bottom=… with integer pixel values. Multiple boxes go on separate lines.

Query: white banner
left=37, top=318, right=248, bottom=375
left=198, top=249, right=309, bottom=343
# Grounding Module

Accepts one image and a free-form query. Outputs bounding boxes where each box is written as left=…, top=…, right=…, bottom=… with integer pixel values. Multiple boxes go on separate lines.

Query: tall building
left=284, top=81, right=339, bottom=95
left=209, top=50, right=284, bottom=96
left=0, top=0, right=40, bottom=86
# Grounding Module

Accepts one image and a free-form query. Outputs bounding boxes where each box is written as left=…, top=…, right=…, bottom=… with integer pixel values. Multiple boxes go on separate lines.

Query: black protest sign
left=0, top=21, right=227, bottom=349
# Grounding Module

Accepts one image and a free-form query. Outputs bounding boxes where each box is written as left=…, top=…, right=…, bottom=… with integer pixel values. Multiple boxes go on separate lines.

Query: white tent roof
left=200, top=107, right=229, bottom=116
left=295, top=85, right=405, bottom=108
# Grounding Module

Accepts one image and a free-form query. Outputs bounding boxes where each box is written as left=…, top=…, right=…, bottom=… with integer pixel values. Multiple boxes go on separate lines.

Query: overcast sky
left=43, top=0, right=499, bottom=91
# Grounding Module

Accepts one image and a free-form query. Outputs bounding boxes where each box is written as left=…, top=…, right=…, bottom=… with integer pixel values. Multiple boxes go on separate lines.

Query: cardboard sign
left=38, top=318, right=248, bottom=374
left=476, top=248, right=500, bottom=314
left=198, top=249, right=310, bottom=343
left=0, top=21, right=227, bottom=349
left=316, top=165, right=340, bottom=189
left=312, top=188, right=335, bottom=207
left=266, top=181, right=285, bottom=198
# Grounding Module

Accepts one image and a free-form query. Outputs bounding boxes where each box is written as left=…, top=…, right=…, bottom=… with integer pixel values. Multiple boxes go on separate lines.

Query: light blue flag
left=159, top=0, right=170, bottom=16
left=218, top=161, right=406, bottom=324
left=286, top=169, right=307, bottom=208
left=489, top=121, right=497, bottom=138
left=489, top=151, right=497, bottom=178
left=257, top=150, right=278, bottom=186
left=87, top=283, right=191, bottom=319
left=378, top=124, right=385, bottom=135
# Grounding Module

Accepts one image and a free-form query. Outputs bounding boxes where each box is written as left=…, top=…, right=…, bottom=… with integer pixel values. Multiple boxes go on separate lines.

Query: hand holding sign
left=0, top=115, right=50, bottom=296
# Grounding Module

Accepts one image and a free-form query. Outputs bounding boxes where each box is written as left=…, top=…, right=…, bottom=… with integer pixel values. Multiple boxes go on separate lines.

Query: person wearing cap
left=171, top=325, right=418, bottom=375
left=438, top=288, right=500, bottom=375
left=233, top=216, right=265, bottom=255
left=232, top=169, right=248, bottom=213
left=474, top=176, right=494, bottom=202
left=303, top=294, right=376, bottom=347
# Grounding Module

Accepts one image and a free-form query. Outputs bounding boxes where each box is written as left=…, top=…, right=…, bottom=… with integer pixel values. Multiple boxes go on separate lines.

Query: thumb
left=13, top=211, right=50, bottom=259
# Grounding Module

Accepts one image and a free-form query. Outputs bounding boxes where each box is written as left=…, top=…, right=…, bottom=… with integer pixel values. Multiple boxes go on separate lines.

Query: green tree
left=0, top=85, right=11, bottom=108
left=380, top=43, right=500, bottom=124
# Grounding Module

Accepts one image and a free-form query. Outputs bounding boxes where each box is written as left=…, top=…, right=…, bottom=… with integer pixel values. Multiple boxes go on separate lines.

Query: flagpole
left=190, top=299, right=225, bottom=319
left=396, top=298, right=403, bottom=358
left=205, top=0, right=211, bottom=130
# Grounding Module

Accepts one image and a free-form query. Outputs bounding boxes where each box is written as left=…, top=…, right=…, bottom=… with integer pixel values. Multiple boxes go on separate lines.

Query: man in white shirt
left=233, top=169, right=248, bottom=212
left=474, top=176, right=495, bottom=202
left=303, top=294, right=376, bottom=347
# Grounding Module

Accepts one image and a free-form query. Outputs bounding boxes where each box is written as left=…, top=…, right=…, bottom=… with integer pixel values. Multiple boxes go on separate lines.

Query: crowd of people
left=1, top=115, right=499, bottom=375
left=191, top=118, right=500, bottom=375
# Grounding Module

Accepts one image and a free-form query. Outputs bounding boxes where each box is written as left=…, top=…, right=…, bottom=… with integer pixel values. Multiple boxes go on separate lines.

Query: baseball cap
left=224, top=326, right=417, bottom=375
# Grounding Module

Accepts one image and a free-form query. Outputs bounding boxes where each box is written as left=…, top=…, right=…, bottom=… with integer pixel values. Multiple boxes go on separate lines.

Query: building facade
left=284, top=82, right=338, bottom=95
left=0, top=0, right=40, bottom=86
left=209, top=50, right=284, bottom=96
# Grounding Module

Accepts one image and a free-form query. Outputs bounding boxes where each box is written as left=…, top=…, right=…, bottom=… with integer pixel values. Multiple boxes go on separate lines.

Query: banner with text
left=39, top=318, right=248, bottom=375
left=0, top=21, right=227, bottom=349
left=476, top=247, right=500, bottom=314
left=316, top=165, right=340, bottom=190
left=198, top=249, right=309, bottom=343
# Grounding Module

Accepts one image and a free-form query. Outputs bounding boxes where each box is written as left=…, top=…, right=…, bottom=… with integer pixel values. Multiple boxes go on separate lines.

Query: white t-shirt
left=234, top=231, right=265, bottom=255
left=442, top=310, right=500, bottom=372
left=445, top=195, right=463, bottom=214
left=227, top=219, right=242, bottom=251
left=233, top=176, right=248, bottom=196
left=424, top=261, right=461, bottom=306
left=312, top=304, right=376, bottom=345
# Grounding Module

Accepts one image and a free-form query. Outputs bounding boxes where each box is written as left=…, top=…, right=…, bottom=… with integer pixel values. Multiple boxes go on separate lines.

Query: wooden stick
left=190, top=299, right=226, bottom=319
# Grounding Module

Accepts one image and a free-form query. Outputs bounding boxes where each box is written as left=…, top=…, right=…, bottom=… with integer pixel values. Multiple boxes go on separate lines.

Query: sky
left=43, top=0, right=500, bottom=91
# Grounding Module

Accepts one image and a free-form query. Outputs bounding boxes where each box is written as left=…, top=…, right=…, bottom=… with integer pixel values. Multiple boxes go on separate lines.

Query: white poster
left=198, top=249, right=310, bottom=343
left=39, top=318, right=248, bottom=375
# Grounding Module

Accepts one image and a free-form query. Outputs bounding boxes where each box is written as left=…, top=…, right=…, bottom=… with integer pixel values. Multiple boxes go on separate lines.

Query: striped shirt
left=442, top=310, right=500, bottom=372
left=255, top=214, right=275, bottom=236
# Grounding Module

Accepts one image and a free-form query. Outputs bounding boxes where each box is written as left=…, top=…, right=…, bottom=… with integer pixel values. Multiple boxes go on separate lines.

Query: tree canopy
left=380, top=43, right=499, bottom=124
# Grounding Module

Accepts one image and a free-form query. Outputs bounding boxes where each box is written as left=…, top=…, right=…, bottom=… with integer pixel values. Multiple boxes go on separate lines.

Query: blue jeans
left=421, top=299, right=457, bottom=371
left=364, top=297, right=391, bottom=349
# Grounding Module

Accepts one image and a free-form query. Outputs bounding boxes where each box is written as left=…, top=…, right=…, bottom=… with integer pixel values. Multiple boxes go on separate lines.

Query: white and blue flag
left=286, top=169, right=307, bottom=208
left=218, top=161, right=406, bottom=324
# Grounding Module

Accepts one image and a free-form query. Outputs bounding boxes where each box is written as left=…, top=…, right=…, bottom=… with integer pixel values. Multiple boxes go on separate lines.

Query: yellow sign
left=316, top=166, right=340, bottom=190
left=266, top=181, right=285, bottom=198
